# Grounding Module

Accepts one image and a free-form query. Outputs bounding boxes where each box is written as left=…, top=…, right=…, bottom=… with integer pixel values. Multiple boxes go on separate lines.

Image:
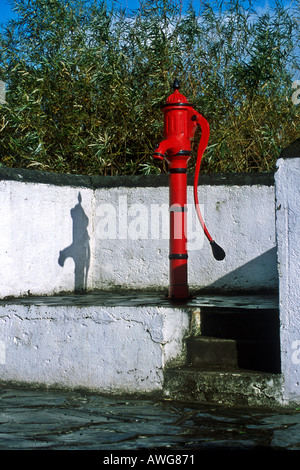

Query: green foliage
left=0, top=0, right=299, bottom=174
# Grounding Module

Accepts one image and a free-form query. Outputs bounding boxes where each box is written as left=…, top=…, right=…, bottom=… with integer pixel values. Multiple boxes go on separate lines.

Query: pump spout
left=153, top=137, right=182, bottom=160
left=153, top=140, right=168, bottom=160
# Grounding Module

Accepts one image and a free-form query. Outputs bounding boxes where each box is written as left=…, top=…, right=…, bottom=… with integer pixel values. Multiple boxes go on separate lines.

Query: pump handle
left=193, top=114, right=225, bottom=261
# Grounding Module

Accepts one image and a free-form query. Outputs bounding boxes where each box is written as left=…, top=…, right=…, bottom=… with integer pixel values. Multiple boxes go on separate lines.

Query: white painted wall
left=93, top=183, right=277, bottom=292
left=0, top=172, right=277, bottom=298
left=275, top=157, right=300, bottom=405
left=188, top=184, right=277, bottom=292
left=0, top=179, right=94, bottom=298
left=0, top=302, right=189, bottom=393
left=1, top=164, right=300, bottom=404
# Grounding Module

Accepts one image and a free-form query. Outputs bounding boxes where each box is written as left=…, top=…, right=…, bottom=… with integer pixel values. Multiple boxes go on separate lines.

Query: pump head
left=154, top=80, right=225, bottom=261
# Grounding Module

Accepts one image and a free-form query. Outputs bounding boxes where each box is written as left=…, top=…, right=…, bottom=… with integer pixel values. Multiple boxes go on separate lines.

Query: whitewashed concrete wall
left=0, top=169, right=277, bottom=298
left=0, top=178, right=94, bottom=298
left=93, top=181, right=277, bottom=293
left=275, top=153, right=300, bottom=405
left=0, top=302, right=189, bottom=393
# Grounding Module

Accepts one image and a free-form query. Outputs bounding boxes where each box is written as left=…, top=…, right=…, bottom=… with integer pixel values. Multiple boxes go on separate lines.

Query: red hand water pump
left=154, top=79, right=225, bottom=299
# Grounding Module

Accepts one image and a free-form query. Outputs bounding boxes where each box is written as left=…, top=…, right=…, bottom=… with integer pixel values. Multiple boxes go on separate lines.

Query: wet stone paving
left=0, top=386, right=299, bottom=457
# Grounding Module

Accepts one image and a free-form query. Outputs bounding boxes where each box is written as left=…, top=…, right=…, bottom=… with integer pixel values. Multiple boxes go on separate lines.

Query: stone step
left=186, top=336, right=239, bottom=369
left=163, top=367, right=283, bottom=407
left=186, top=336, right=281, bottom=373
left=0, top=291, right=281, bottom=405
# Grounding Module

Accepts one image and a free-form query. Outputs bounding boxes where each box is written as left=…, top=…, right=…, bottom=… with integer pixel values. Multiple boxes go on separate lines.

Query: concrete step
left=187, top=302, right=281, bottom=374
left=0, top=291, right=281, bottom=406
left=163, top=367, right=283, bottom=407
left=186, top=336, right=239, bottom=369
left=186, top=336, right=281, bottom=373
left=170, top=299, right=282, bottom=406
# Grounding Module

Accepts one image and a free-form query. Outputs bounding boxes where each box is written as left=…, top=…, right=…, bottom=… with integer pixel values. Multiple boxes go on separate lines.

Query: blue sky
left=1, top=0, right=14, bottom=24
left=0, top=0, right=292, bottom=25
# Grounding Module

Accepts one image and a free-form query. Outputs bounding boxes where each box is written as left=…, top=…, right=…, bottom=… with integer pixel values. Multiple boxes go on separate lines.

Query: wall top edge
left=0, top=167, right=274, bottom=188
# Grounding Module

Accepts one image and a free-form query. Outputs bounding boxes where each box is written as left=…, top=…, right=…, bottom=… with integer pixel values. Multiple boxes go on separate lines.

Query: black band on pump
left=169, top=254, right=188, bottom=260
left=174, top=150, right=192, bottom=156
left=161, top=103, right=194, bottom=108
left=169, top=168, right=187, bottom=174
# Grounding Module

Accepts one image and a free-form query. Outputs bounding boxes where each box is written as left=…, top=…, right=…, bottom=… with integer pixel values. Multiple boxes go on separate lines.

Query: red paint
left=154, top=80, right=224, bottom=300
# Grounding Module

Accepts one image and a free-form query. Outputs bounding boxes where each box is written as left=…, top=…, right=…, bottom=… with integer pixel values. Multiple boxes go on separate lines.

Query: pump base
left=168, top=285, right=189, bottom=300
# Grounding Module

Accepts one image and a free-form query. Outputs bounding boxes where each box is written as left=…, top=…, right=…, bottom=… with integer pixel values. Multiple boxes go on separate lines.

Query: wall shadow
left=205, top=247, right=278, bottom=292
left=58, top=192, right=90, bottom=293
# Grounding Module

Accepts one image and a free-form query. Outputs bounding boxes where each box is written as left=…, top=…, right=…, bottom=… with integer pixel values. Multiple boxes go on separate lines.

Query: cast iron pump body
left=154, top=79, right=225, bottom=300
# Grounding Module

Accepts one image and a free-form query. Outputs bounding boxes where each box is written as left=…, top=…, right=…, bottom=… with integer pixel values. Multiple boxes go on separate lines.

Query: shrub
left=0, top=0, right=299, bottom=174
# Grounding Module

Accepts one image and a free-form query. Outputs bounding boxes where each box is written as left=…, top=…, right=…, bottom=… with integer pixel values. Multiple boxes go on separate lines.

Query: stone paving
left=0, top=385, right=299, bottom=452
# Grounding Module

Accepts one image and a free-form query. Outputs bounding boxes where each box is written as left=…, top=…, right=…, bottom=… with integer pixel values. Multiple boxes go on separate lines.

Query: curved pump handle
left=193, top=113, right=226, bottom=261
